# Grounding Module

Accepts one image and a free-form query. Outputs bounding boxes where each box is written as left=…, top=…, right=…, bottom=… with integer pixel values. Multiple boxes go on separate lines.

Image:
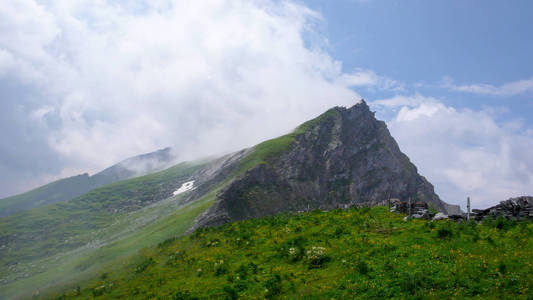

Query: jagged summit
left=193, top=100, right=460, bottom=228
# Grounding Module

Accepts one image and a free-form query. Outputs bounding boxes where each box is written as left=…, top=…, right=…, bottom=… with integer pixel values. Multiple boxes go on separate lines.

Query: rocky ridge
left=193, top=100, right=460, bottom=228
left=472, top=196, right=533, bottom=221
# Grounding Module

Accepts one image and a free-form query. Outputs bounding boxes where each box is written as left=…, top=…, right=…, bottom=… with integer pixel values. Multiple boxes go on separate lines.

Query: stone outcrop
left=389, top=199, right=436, bottom=220
left=472, top=196, right=533, bottom=221
left=193, top=100, right=460, bottom=228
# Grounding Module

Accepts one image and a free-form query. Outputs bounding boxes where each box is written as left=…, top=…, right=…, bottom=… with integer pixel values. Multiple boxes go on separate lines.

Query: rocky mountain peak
left=193, top=100, right=460, bottom=228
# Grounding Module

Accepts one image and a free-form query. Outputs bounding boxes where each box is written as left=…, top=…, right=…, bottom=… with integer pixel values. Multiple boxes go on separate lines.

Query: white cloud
left=340, top=68, right=405, bottom=91
left=442, top=76, right=533, bottom=97
left=371, top=93, right=438, bottom=108
left=373, top=95, right=533, bottom=209
left=0, top=0, right=361, bottom=179
left=2, top=0, right=531, bottom=210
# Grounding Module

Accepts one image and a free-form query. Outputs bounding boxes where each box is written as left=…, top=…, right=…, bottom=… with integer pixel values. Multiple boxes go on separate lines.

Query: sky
left=0, top=0, right=532, bottom=209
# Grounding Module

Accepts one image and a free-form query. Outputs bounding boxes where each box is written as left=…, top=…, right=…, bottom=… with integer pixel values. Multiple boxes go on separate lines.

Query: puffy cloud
left=442, top=76, right=533, bottom=97
left=0, top=0, right=361, bottom=197
left=372, top=95, right=533, bottom=209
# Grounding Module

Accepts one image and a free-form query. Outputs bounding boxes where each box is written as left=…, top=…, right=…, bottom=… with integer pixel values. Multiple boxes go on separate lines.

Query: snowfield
left=173, top=181, right=195, bottom=196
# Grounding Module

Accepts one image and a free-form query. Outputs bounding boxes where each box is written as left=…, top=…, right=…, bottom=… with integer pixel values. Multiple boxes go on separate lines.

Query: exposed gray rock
left=472, top=196, right=533, bottom=221
left=389, top=199, right=435, bottom=220
left=448, top=214, right=465, bottom=221
left=194, top=100, right=458, bottom=228
left=433, top=212, right=448, bottom=220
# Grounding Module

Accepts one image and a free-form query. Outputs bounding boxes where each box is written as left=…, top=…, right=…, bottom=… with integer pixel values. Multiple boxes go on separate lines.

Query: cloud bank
left=0, top=0, right=363, bottom=197
left=1, top=0, right=531, bottom=210
left=372, top=96, right=533, bottom=209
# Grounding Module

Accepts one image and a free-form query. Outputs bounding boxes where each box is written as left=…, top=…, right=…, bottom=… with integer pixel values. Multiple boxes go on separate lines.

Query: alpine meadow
left=1, top=1, right=533, bottom=299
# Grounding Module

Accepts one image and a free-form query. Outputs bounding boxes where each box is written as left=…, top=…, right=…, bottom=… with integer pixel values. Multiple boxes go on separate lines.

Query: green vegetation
left=54, top=207, right=533, bottom=299
left=0, top=160, right=213, bottom=299
left=0, top=174, right=94, bottom=217
left=233, top=108, right=340, bottom=177
left=0, top=161, right=205, bottom=266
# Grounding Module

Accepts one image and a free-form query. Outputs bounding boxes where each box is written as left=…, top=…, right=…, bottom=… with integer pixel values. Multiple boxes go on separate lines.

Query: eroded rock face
left=194, top=100, right=460, bottom=228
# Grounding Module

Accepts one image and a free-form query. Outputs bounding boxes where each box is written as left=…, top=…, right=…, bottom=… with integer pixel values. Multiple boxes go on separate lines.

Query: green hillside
left=0, top=160, right=211, bottom=299
left=0, top=147, right=175, bottom=217
left=0, top=174, right=95, bottom=217
left=53, top=207, right=533, bottom=299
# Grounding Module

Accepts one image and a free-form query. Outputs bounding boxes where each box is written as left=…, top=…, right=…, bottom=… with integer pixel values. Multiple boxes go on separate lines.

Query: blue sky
left=304, top=0, right=533, bottom=117
left=0, top=0, right=531, bottom=208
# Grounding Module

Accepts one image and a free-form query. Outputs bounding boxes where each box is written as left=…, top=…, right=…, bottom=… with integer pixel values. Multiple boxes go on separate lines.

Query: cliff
left=194, top=100, right=460, bottom=228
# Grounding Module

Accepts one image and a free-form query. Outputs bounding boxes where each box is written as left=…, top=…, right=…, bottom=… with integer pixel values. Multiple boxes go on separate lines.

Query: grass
left=0, top=174, right=95, bottom=217
left=232, top=108, right=340, bottom=178
left=0, top=160, right=213, bottom=299
left=52, top=206, right=533, bottom=299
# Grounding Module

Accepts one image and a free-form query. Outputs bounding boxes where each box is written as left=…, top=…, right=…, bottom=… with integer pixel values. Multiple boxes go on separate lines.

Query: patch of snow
left=173, top=180, right=196, bottom=196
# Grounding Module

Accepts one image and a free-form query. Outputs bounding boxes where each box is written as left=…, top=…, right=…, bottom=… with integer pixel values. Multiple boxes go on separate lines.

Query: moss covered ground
left=55, top=207, right=533, bottom=299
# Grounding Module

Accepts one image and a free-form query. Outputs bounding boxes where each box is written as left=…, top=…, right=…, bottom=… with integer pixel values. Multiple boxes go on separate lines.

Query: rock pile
left=389, top=199, right=436, bottom=220
left=472, top=196, right=533, bottom=221
left=388, top=196, right=533, bottom=222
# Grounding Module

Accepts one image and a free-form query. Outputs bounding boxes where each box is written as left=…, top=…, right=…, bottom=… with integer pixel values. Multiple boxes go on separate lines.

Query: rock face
left=472, top=196, right=533, bottom=221
left=194, top=100, right=460, bottom=228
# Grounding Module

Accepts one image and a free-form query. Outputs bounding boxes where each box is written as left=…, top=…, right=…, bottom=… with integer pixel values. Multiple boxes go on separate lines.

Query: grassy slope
left=233, top=108, right=340, bottom=177
left=1, top=188, right=218, bottom=299
left=0, top=161, right=206, bottom=267
left=0, top=161, right=211, bottom=299
left=57, top=207, right=533, bottom=299
left=0, top=174, right=94, bottom=217
left=3, top=107, right=347, bottom=298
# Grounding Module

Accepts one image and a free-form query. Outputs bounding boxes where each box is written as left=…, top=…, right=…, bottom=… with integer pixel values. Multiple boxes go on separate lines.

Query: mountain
left=0, top=147, right=175, bottom=217
left=194, top=100, right=459, bottom=228
left=0, top=101, right=461, bottom=299
left=0, top=160, right=210, bottom=299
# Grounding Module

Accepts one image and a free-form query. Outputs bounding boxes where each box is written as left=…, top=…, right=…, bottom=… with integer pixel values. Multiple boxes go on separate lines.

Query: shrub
left=135, top=257, right=155, bottom=274
left=91, top=285, right=106, bottom=297
left=306, top=246, right=330, bottom=269
left=280, top=236, right=307, bottom=262
left=400, top=271, right=431, bottom=295
left=333, top=225, right=346, bottom=238
left=437, top=227, right=453, bottom=239
left=264, top=274, right=282, bottom=299
left=356, top=259, right=370, bottom=275
left=222, top=285, right=238, bottom=300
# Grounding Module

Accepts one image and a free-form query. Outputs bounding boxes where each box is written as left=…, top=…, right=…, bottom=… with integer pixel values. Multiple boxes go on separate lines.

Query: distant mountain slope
left=195, top=100, right=459, bottom=228
left=0, top=160, right=209, bottom=299
left=0, top=147, right=175, bottom=217
left=0, top=150, right=251, bottom=300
